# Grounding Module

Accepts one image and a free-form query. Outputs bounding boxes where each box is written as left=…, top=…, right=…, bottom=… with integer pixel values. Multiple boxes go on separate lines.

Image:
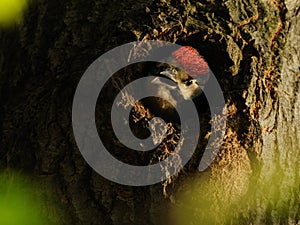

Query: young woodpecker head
left=145, top=46, right=209, bottom=121
left=158, top=46, right=209, bottom=100
left=160, top=68, right=202, bottom=100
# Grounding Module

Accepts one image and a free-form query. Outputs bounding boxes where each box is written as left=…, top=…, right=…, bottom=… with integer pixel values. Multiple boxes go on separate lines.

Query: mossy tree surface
left=0, top=0, right=299, bottom=224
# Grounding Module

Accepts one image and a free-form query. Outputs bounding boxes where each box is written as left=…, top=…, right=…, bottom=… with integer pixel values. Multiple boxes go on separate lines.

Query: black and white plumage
left=138, top=46, right=210, bottom=122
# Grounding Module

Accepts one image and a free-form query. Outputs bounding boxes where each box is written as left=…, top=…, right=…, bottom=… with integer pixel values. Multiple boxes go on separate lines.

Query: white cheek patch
left=151, top=77, right=203, bottom=101
left=179, top=82, right=202, bottom=100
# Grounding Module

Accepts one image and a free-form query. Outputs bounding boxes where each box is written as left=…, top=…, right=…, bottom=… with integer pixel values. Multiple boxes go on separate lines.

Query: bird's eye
left=185, top=80, right=193, bottom=86
left=171, top=68, right=177, bottom=74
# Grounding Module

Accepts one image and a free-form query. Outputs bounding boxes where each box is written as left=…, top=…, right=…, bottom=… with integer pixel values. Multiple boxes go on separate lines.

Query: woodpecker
left=155, top=45, right=208, bottom=101
left=143, top=46, right=209, bottom=121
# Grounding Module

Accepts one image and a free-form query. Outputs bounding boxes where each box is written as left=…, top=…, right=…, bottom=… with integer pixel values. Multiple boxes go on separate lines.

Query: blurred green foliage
left=173, top=167, right=299, bottom=225
left=0, top=0, right=30, bottom=27
left=0, top=170, right=48, bottom=225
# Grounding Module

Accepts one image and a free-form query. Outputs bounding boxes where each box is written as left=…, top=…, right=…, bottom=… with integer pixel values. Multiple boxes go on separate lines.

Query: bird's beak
left=151, top=77, right=177, bottom=90
left=160, top=69, right=177, bottom=83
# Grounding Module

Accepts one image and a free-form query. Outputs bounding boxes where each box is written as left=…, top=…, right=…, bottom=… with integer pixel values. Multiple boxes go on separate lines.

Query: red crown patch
left=171, top=46, right=209, bottom=77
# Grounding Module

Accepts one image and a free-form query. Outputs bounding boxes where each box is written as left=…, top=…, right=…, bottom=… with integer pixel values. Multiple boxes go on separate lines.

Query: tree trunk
left=0, top=0, right=299, bottom=224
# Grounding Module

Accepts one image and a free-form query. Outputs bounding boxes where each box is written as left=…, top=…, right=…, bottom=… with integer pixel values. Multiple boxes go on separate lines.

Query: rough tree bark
left=0, top=0, right=299, bottom=224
